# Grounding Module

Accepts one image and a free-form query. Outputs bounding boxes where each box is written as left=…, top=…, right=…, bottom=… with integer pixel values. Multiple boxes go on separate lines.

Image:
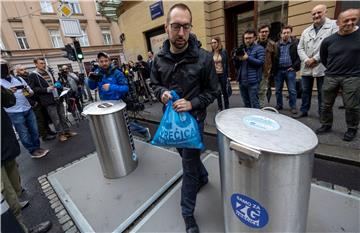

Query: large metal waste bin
left=215, top=108, right=318, bottom=232
left=83, top=100, right=138, bottom=179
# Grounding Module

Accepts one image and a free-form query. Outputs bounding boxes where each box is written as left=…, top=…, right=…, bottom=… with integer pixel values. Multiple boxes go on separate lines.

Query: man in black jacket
left=28, top=57, right=77, bottom=142
left=150, top=3, right=218, bottom=233
left=1, top=85, right=52, bottom=233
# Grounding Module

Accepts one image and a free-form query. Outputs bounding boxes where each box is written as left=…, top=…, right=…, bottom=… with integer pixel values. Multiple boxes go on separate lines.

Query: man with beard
left=14, top=65, right=56, bottom=141
left=317, top=9, right=360, bottom=141
left=233, top=29, right=265, bottom=109
left=295, top=4, right=338, bottom=118
left=150, top=3, right=218, bottom=233
left=28, top=57, right=77, bottom=142
left=257, top=25, right=277, bottom=108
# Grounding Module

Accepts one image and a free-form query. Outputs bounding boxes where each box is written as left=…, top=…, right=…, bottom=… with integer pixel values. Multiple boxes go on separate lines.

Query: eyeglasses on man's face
left=170, top=23, right=192, bottom=32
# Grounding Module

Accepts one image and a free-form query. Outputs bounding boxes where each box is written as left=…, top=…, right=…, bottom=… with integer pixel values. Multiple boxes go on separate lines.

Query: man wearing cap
left=88, top=52, right=151, bottom=140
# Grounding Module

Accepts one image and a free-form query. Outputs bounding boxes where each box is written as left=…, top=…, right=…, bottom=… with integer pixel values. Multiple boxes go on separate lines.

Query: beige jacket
left=297, top=18, right=338, bottom=77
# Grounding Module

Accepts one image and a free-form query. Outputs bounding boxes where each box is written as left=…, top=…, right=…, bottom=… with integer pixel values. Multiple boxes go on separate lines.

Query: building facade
left=1, top=0, right=123, bottom=75
left=115, top=0, right=359, bottom=79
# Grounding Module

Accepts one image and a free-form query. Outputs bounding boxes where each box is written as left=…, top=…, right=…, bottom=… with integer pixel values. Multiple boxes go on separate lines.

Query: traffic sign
left=58, top=4, right=73, bottom=18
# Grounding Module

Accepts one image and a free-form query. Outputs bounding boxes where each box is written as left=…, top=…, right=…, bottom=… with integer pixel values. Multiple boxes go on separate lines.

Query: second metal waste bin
left=215, top=108, right=318, bottom=232
left=83, top=100, right=138, bottom=179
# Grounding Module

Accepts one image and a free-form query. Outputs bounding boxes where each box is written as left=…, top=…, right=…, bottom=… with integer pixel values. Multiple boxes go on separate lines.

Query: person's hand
left=9, top=86, right=17, bottom=93
left=240, top=52, right=248, bottom=61
left=161, top=91, right=172, bottom=104
left=102, top=83, right=110, bottom=91
left=287, top=67, right=294, bottom=72
left=305, top=58, right=317, bottom=68
left=173, top=98, right=192, bottom=112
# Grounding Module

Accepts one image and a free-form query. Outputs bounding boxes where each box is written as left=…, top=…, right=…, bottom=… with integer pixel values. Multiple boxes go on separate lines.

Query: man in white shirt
left=0, top=62, right=49, bottom=159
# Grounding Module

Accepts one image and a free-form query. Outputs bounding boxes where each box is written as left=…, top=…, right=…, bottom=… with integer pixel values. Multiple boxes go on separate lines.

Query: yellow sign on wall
left=58, top=4, right=73, bottom=18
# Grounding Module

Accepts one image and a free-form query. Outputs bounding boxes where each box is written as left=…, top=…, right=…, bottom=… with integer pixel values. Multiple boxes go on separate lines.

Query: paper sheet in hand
left=60, top=88, right=70, bottom=97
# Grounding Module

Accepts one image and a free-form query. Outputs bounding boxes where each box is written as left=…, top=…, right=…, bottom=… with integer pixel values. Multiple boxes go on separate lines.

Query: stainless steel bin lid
left=215, top=108, right=318, bottom=155
left=83, top=100, right=126, bottom=116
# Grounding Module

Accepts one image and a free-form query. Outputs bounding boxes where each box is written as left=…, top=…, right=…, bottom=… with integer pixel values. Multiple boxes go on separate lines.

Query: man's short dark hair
left=97, top=52, right=110, bottom=59
left=244, top=29, right=257, bottom=37
left=33, top=57, right=45, bottom=64
left=166, top=3, right=192, bottom=24
left=281, top=25, right=293, bottom=33
left=137, top=55, right=143, bottom=61
left=258, top=24, right=270, bottom=32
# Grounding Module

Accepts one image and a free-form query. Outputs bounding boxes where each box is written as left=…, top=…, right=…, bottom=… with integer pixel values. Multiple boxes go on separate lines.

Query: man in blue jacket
left=88, top=52, right=151, bottom=140
left=233, top=29, right=265, bottom=109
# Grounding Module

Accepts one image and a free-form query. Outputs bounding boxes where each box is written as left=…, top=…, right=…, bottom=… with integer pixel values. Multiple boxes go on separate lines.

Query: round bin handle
left=229, top=141, right=261, bottom=160
left=261, top=107, right=279, bottom=114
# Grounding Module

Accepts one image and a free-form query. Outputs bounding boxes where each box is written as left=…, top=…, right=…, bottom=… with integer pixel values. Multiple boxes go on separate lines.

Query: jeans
left=8, top=109, right=40, bottom=154
left=320, top=76, right=360, bottom=129
left=258, top=74, right=268, bottom=108
left=46, top=103, right=69, bottom=133
left=275, top=69, right=297, bottom=109
left=177, top=121, right=208, bottom=217
left=216, top=74, right=230, bottom=110
left=300, top=76, right=324, bottom=114
left=129, top=121, right=147, bottom=135
left=240, top=83, right=260, bottom=109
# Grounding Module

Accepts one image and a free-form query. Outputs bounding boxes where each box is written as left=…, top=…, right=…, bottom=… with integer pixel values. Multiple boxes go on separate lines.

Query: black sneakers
left=184, top=216, right=199, bottom=233
left=315, top=125, right=332, bottom=134
left=343, top=128, right=357, bottom=142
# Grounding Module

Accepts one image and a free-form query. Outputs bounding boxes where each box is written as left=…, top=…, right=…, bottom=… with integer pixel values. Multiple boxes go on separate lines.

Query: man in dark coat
left=150, top=4, right=218, bottom=233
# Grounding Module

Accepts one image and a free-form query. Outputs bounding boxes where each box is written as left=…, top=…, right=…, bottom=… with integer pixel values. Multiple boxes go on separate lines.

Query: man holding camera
left=88, top=52, right=151, bottom=140
left=0, top=61, right=50, bottom=158
left=233, top=29, right=265, bottom=109
left=28, top=57, right=77, bottom=142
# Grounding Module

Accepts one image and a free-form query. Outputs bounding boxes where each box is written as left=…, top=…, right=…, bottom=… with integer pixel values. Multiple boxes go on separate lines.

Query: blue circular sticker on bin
left=243, top=115, right=280, bottom=131
left=231, top=193, right=269, bottom=228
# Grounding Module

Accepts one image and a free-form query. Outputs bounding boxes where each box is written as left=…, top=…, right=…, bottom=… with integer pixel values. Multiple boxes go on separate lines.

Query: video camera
left=88, top=72, right=103, bottom=82
left=232, top=44, right=246, bottom=57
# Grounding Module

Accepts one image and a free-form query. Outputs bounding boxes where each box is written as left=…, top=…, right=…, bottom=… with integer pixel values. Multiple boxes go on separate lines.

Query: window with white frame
left=15, top=31, right=30, bottom=50
left=102, top=29, right=112, bottom=45
left=48, top=30, right=64, bottom=48
left=40, top=0, right=54, bottom=13
left=79, top=29, right=90, bottom=46
left=68, top=0, right=82, bottom=14
left=0, top=38, right=5, bottom=50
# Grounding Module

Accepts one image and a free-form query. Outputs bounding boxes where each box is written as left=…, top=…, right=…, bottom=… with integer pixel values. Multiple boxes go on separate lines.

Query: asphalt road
left=17, top=118, right=359, bottom=232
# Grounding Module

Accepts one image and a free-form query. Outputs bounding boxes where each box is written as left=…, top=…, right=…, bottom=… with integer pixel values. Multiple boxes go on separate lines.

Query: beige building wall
left=1, top=0, right=122, bottom=74
left=204, top=1, right=225, bottom=50
left=288, top=0, right=336, bottom=37
left=118, top=1, right=208, bottom=61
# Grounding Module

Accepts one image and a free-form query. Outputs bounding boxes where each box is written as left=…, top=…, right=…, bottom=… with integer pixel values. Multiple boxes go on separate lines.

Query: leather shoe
left=315, top=125, right=332, bottom=134
left=20, top=200, right=29, bottom=209
left=293, top=112, right=308, bottom=119
left=184, top=216, right=199, bottom=233
left=42, top=134, right=56, bottom=141
left=29, top=221, right=52, bottom=233
left=275, top=105, right=283, bottom=110
left=343, top=128, right=357, bottom=142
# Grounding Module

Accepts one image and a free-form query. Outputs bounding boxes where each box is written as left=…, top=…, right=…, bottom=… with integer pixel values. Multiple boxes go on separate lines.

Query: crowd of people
left=1, top=3, right=359, bottom=233
left=210, top=5, right=359, bottom=143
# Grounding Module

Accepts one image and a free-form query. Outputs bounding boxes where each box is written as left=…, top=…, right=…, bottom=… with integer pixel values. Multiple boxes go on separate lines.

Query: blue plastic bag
left=151, top=91, right=204, bottom=150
